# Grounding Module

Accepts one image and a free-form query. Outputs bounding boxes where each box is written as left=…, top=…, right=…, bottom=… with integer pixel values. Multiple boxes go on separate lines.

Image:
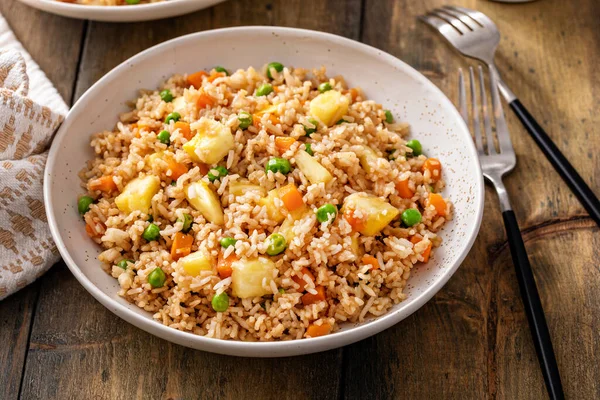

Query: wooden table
left=1, top=0, right=598, bottom=398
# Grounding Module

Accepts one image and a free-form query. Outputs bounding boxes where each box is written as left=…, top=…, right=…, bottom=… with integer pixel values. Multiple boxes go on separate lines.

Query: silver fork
left=459, top=66, right=564, bottom=400
left=422, top=6, right=600, bottom=228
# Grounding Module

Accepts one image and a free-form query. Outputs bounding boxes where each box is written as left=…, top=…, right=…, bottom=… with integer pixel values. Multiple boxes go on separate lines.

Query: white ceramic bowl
left=44, top=27, right=484, bottom=357
left=17, top=0, right=226, bottom=22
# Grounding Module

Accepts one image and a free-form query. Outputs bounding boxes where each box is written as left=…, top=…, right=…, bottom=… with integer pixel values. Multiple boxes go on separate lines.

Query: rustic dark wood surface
left=1, top=0, right=598, bottom=398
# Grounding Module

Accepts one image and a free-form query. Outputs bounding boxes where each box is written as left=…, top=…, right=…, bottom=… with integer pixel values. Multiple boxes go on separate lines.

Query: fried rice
left=78, top=64, right=452, bottom=341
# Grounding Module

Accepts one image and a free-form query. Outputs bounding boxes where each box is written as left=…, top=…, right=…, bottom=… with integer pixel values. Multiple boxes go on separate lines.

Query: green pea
left=159, top=89, right=173, bottom=103
left=207, top=165, right=228, bottom=182
left=278, top=288, right=285, bottom=294
left=265, top=233, right=287, bottom=256
left=125, top=0, right=140, bottom=4
left=429, top=185, right=435, bottom=193
left=304, top=118, right=318, bottom=136
left=305, top=143, right=314, bottom=156
left=142, top=223, right=161, bottom=241
left=238, top=111, right=252, bottom=129
left=265, top=157, right=291, bottom=175
left=406, top=139, right=422, bottom=156
left=401, top=208, right=422, bottom=227
left=77, top=196, right=94, bottom=215
left=316, top=203, right=338, bottom=223
left=157, top=130, right=170, bottom=145
left=164, top=112, right=181, bottom=124
left=266, top=62, right=284, bottom=79
left=318, top=82, right=332, bottom=93
left=220, top=237, right=237, bottom=248
left=256, top=83, right=273, bottom=97
left=177, top=213, right=193, bottom=233
left=214, top=66, right=229, bottom=75
left=117, top=259, right=133, bottom=269
left=170, top=181, right=177, bottom=186
left=211, top=292, right=230, bottom=312
left=148, top=267, right=166, bottom=288
left=384, top=110, right=393, bottom=123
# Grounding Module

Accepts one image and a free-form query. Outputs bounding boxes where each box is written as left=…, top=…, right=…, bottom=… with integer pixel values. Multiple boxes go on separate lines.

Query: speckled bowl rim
left=44, top=26, right=484, bottom=357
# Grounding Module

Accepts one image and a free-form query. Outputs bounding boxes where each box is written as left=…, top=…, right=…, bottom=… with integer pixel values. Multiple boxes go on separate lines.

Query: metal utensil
left=421, top=6, right=600, bottom=227
left=459, top=66, right=565, bottom=400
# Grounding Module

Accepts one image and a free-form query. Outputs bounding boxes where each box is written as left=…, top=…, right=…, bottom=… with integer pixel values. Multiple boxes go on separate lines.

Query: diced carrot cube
left=89, top=176, right=117, bottom=193
left=274, top=137, right=297, bottom=153
left=427, top=193, right=447, bottom=217
left=306, top=323, right=332, bottom=338
left=301, top=286, right=326, bottom=305
left=174, top=121, right=193, bottom=140
left=423, top=158, right=442, bottom=182
left=217, top=253, right=238, bottom=279
left=167, top=158, right=188, bottom=180
left=291, top=267, right=315, bottom=292
left=278, top=183, right=304, bottom=211
left=395, top=178, right=414, bottom=199
left=362, top=255, right=379, bottom=270
left=187, top=70, right=208, bottom=89
left=171, top=232, right=194, bottom=261
left=343, top=208, right=366, bottom=232
left=196, top=92, right=214, bottom=109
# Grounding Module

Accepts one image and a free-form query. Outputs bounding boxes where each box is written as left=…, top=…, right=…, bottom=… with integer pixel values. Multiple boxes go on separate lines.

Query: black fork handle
left=509, top=99, right=600, bottom=226
left=502, top=210, right=565, bottom=400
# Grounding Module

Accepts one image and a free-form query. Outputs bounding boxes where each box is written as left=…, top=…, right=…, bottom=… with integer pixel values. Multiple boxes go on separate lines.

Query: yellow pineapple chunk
left=231, top=257, right=277, bottom=298
left=171, top=96, right=187, bottom=114
left=229, top=181, right=267, bottom=197
left=278, top=206, right=311, bottom=242
left=295, top=151, right=333, bottom=185
left=256, top=104, right=279, bottom=116
left=183, top=117, right=234, bottom=165
left=258, top=188, right=286, bottom=223
left=359, top=146, right=379, bottom=174
left=185, top=181, right=224, bottom=225
left=180, top=251, right=213, bottom=276
left=309, top=90, right=350, bottom=126
left=115, top=175, right=160, bottom=214
left=350, top=235, right=361, bottom=258
left=342, top=193, right=399, bottom=236
left=147, top=151, right=164, bottom=168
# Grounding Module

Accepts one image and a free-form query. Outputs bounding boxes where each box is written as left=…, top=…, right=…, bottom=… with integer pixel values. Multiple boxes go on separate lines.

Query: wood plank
left=493, top=218, right=600, bottom=399
left=0, top=1, right=85, bottom=398
left=344, top=0, right=600, bottom=398
left=22, top=1, right=361, bottom=399
left=0, top=285, right=38, bottom=400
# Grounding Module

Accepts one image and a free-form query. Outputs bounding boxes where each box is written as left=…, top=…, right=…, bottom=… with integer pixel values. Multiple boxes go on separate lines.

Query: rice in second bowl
left=78, top=63, right=452, bottom=341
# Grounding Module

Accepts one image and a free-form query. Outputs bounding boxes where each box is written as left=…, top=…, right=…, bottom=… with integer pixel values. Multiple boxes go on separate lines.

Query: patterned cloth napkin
left=0, top=14, right=68, bottom=299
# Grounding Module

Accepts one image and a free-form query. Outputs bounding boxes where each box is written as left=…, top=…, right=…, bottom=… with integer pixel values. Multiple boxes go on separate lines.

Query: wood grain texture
left=0, top=285, right=38, bottom=400
left=343, top=0, right=600, bottom=399
left=20, top=1, right=361, bottom=399
left=0, top=1, right=84, bottom=398
left=2, top=0, right=599, bottom=398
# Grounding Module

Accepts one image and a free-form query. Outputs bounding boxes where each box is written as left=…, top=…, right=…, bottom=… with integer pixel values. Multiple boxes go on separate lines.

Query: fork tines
left=420, top=6, right=489, bottom=36
left=458, top=66, right=515, bottom=159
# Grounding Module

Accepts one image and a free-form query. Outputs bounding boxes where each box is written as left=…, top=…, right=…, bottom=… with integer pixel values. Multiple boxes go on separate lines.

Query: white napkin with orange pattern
left=0, top=13, right=67, bottom=299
